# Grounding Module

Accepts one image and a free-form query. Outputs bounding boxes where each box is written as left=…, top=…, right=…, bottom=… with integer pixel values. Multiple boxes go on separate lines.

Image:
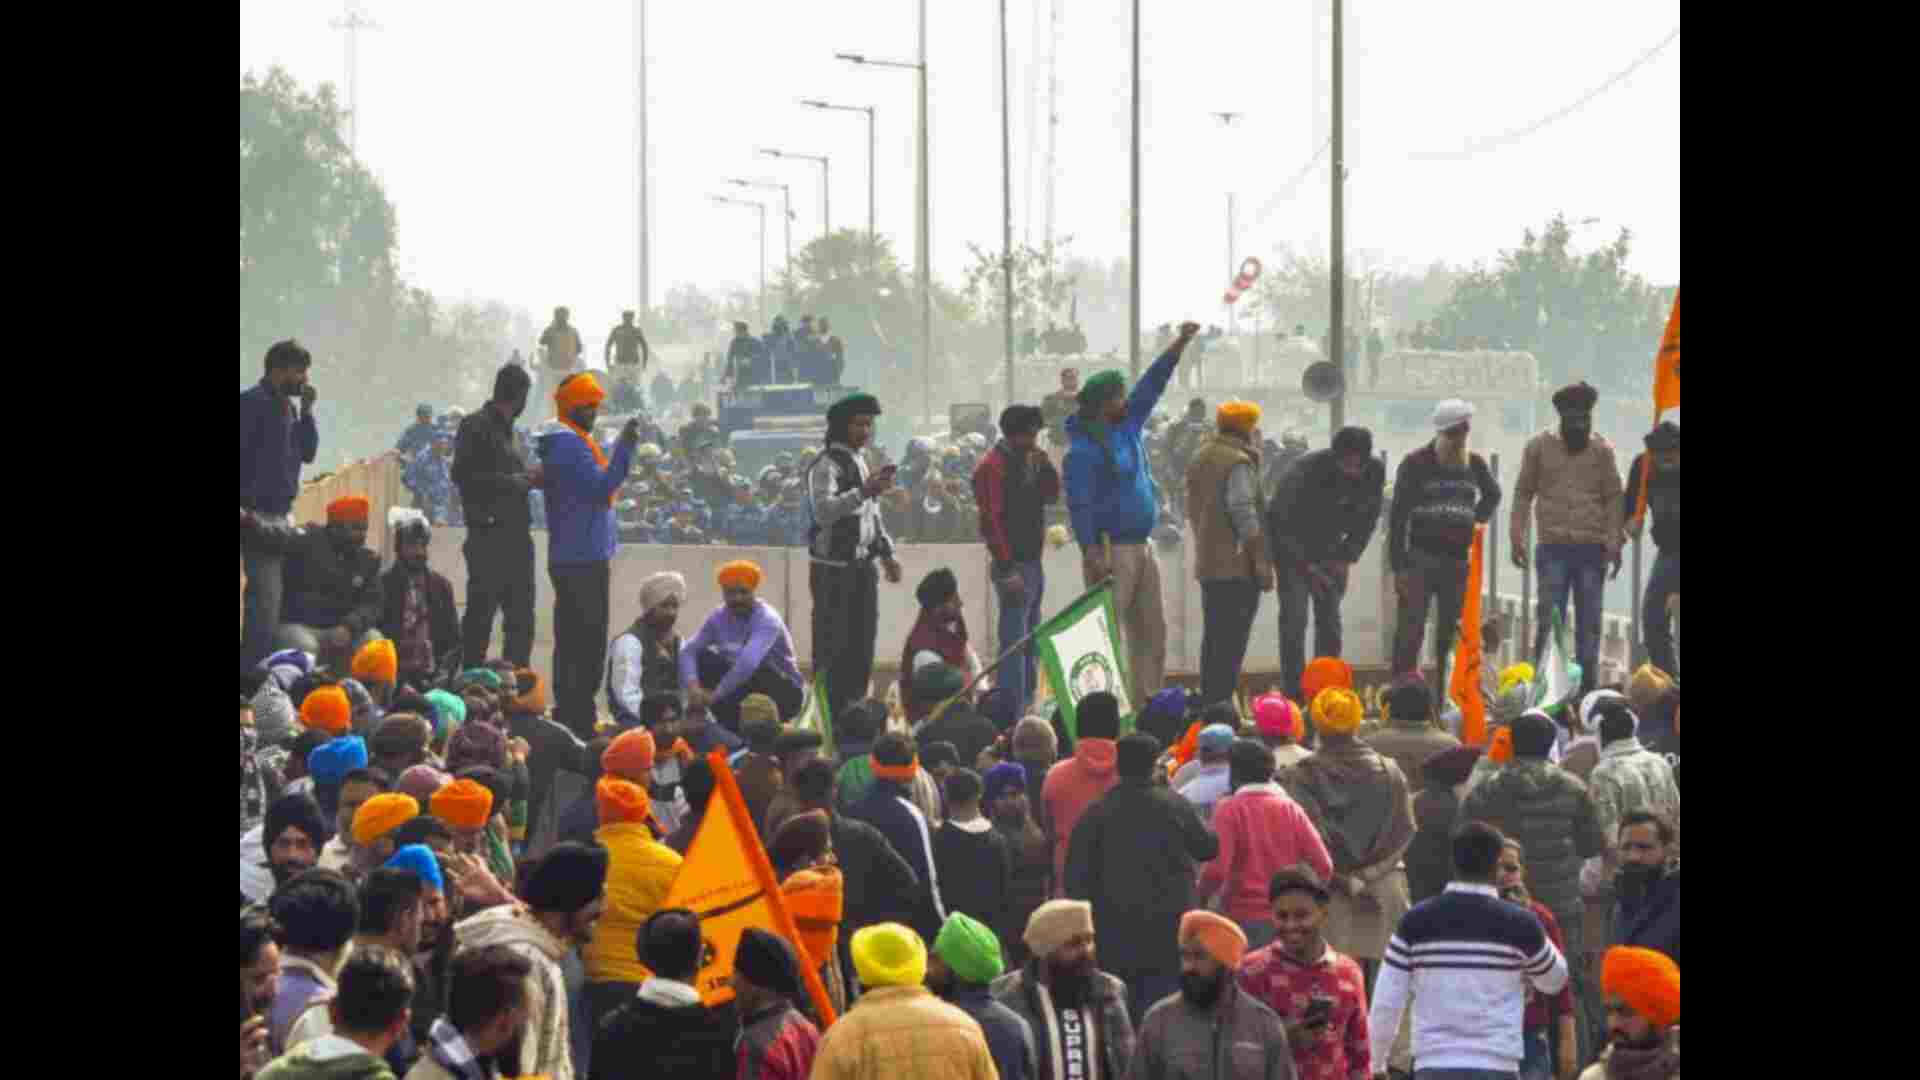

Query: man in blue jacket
left=536, top=372, right=640, bottom=740
left=1063, top=321, right=1198, bottom=709
left=240, top=339, right=320, bottom=672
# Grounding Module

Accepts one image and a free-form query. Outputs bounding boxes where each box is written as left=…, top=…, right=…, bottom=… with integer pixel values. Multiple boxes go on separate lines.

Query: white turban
left=1432, top=398, right=1475, bottom=430
left=639, top=571, right=687, bottom=613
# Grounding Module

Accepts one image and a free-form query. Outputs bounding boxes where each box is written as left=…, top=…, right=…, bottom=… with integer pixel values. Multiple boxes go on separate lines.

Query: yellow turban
left=1179, top=910, right=1248, bottom=969
left=1497, top=663, right=1536, bottom=696
left=1601, top=946, right=1680, bottom=1028
left=429, top=778, right=494, bottom=831
left=352, top=792, right=420, bottom=846
left=300, top=685, right=352, bottom=736
left=717, top=560, right=763, bottom=591
left=1312, top=687, right=1363, bottom=736
left=850, top=922, right=927, bottom=988
left=1216, top=399, right=1263, bottom=432
left=351, top=639, right=398, bottom=686
left=326, top=495, right=371, bottom=523
left=554, top=371, right=606, bottom=412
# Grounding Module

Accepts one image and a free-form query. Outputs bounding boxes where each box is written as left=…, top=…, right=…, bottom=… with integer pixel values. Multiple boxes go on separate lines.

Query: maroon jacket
left=899, top=608, right=971, bottom=727
left=972, top=441, right=1061, bottom=567
left=378, top=563, right=458, bottom=680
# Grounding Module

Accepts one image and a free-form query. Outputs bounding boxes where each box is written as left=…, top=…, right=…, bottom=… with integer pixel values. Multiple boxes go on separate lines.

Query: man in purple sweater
left=680, top=559, right=806, bottom=732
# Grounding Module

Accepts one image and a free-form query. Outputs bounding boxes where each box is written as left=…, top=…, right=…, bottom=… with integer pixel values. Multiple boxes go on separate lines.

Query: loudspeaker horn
left=1302, top=360, right=1345, bottom=402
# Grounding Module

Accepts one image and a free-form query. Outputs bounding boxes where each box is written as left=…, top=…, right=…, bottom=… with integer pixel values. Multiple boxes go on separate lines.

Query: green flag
left=1033, top=582, right=1134, bottom=740
left=794, top=669, right=834, bottom=754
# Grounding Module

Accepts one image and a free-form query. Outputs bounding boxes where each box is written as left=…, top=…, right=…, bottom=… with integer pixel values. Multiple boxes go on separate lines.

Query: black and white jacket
left=1367, top=881, right=1568, bottom=1073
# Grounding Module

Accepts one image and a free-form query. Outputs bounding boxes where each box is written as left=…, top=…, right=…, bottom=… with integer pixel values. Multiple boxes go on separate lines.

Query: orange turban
left=352, top=792, right=420, bottom=846
left=300, top=685, right=352, bottom=736
left=554, top=371, right=607, bottom=412
left=1312, top=687, right=1363, bottom=736
left=509, top=669, right=547, bottom=716
left=717, top=560, right=763, bottom=591
left=1301, top=657, right=1354, bottom=704
left=1179, top=909, right=1249, bottom=969
left=596, top=776, right=652, bottom=826
left=602, top=729, right=657, bottom=782
left=326, top=495, right=371, bottom=523
left=1488, top=726, right=1514, bottom=764
left=430, top=778, right=494, bottom=831
left=351, top=639, right=398, bottom=686
left=1170, top=721, right=1204, bottom=771
left=1601, top=946, right=1680, bottom=1028
left=782, top=865, right=846, bottom=973
left=1216, top=399, right=1263, bottom=432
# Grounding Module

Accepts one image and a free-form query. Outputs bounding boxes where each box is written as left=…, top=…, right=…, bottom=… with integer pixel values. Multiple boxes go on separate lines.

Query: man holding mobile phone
left=1238, top=868, right=1373, bottom=1079
left=808, top=393, right=903, bottom=722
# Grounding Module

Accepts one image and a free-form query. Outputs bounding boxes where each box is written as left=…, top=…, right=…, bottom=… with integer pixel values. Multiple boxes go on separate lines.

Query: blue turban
left=308, top=735, right=369, bottom=787
left=981, top=762, right=1028, bottom=808
left=383, top=843, right=445, bottom=895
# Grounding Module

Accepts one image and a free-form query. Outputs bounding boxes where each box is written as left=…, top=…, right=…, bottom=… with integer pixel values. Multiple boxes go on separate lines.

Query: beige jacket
left=811, top=985, right=998, bottom=1080
left=1513, top=430, right=1624, bottom=549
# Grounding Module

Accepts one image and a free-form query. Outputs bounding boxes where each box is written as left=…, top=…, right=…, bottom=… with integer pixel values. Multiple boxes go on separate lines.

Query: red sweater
left=1042, top=739, right=1118, bottom=895
left=972, top=442, right=1061, bottom=564
left=1199, top=782, right=1335, bottom=925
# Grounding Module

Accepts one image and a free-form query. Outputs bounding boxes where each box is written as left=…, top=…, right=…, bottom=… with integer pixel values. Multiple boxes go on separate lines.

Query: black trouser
left=1276, top=556, right=1347, bottom=739
left=694, top=647, right=806, bottom=732
left=811, top=560, right=879, bottom=722
left=1392, top=548, right=1469, bottom=683
left=1199, top=579, right=1262, bottom=708
left=461, top=525, right=536, bottom=669
left=548, top=562, right=612, bottom=740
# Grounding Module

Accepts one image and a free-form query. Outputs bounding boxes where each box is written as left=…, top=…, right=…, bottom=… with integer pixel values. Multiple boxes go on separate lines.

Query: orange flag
left=1652, top=289, right=1680, bottom=416
left=659, top=751, right=838, bottom=1026
left=1449, top=526, right=1488, bottom=748
left=1633, top=289, right=1681, bottom=531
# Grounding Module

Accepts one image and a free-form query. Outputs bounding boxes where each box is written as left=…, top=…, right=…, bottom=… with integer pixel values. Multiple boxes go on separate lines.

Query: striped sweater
left=1367, top=881, right=1567, bottom=1073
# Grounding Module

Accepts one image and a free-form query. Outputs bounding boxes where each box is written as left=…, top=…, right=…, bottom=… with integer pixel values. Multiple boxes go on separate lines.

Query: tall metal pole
left=1001, top=0, right=1015, bottom=405
left=330, top=5, right=380, bottom=157
left=918, top=0, right=933, bottom=428
left=822, top=158, right=831, bottom=238
left=866, top=108, right=876, bottom=242
left=1128, top=0, right=1141, bottom=378
left=636, top=0, right=650, bottom=312
left=758, top=202, right=767, bottom=327
left=1328, top=0, right=1346, bottom=437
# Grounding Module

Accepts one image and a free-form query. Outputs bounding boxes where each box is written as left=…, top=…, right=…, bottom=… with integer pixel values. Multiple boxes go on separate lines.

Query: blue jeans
left=1518, top=1028, right=1551, bottom=1080
left=1532, top=543, right=1607, bottom=693
left=240, top=518, right=289, bottom=673
left=1641, top=548, right=1680, bottom=677
left=995, top=560, right=1046, bottom=716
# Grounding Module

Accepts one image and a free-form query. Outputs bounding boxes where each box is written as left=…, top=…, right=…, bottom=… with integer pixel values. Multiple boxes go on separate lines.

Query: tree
left=773, top=229, right=920, bottom=388
left=960, top=238, right=1078, bottom=334
left=241, top=67, right=526, bottom=467
left=1426, top=214, right=1667, bottom=389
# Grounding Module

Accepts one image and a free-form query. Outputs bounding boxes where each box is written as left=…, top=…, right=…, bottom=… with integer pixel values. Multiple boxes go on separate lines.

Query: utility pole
left=1329, top=0, right=1346, bottom=436
left=635, top=0, right=650, bottom=313
left=330, top=3, right=380, bottom=157
left=918, top=0, right=932, bottom=426
left=1213, top=111, right=1243, bottom=370
left=1001, top=0, right=1015, bottom=405
left=1044, top=0, right=1062, bottom=315
left=1128, top=0, right=1141, bottom=378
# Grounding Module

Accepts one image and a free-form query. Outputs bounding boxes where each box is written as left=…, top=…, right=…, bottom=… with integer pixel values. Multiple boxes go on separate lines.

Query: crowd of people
left=241, top=321, right=1679, bottom=1079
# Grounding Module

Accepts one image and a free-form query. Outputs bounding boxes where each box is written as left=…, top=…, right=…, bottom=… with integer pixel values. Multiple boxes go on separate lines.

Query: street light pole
left=1000, top=0, right=1014, bottom=405
left=728, top=179, right=791, bottom=272
left=799, top=101, right=877, bottom=241
left=838, top=34, right=931, bottom=427
left=1328, top=0, right=1346, bottom=437
left=712, top=195, right=768, bottom=327
left=1129, top=0, right=1141, bottom=378
left=760, top=149, right=831, bottom=243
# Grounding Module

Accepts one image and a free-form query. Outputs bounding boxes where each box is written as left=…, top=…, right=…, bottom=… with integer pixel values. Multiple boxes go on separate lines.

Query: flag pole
left=921, top=577, right=1114, bottom=729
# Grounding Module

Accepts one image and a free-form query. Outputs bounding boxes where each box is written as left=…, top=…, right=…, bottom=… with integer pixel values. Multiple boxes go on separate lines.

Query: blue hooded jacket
left=1063, top=344, right=1181, bottom=546
left=535, top=428, right=636, bottom=565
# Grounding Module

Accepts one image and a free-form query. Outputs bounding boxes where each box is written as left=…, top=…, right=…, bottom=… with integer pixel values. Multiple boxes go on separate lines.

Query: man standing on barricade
left=452, top=363, right=541, bottom=670
left=807, top=392, right=903, bottom=721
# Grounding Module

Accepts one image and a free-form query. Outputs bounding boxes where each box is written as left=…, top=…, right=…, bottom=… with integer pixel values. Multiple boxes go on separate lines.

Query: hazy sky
left=240, top=0, right=1679, bottom=335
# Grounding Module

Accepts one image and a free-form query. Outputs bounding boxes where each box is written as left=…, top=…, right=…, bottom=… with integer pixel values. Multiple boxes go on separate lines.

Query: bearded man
left=1386, top=398, right=1502, bottom=681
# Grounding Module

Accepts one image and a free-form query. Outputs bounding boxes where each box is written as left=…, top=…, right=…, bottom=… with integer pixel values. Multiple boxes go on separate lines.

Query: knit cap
left=934, top=912, right=1006, bottom=985
left=1077, top=370, right=1126, bottom=407
left=735, top=927, right=803, bottom=997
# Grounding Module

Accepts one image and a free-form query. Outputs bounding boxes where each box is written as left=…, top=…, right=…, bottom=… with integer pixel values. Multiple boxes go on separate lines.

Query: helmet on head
left=636, top=443, right=663, bottom=462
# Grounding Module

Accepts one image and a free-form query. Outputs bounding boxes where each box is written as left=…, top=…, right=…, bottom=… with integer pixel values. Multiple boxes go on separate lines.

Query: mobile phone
left=1302, top=995, right=1334, bottom=1027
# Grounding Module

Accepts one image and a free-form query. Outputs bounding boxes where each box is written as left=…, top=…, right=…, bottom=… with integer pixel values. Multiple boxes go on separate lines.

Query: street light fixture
left=728, top=178, right=793, bottom=272
left=840, top=14, right=931, bottom=426
left=711, top=194, right=768, bottom=328
left=759, top=149, right=830, bottom=240
left=799, top=99, right=877, bottom=244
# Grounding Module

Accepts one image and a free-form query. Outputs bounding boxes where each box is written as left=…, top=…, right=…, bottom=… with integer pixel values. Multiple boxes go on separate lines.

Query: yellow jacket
left=582, top=820, right=684, bottom=984
left=810, top=985, right=997, bottom=1080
